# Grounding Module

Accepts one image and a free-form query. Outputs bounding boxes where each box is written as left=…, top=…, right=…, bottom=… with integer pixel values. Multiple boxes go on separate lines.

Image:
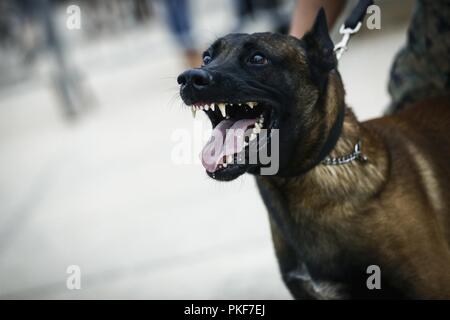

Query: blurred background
left=0, top=0, right=413, bottom=299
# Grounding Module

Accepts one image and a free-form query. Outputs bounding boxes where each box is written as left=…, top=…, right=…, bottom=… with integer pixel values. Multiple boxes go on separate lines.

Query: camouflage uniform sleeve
left=387, top=0, right=450, bottom=112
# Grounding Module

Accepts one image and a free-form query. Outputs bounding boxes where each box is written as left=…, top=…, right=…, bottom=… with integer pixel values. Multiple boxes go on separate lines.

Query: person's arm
left=289, top=0, right=347, bottom=38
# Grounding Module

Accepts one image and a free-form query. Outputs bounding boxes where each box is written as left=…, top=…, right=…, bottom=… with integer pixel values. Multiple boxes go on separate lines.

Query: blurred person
left=289, top=0, right=450, bottom=112
left=133, top=0, right=154, bottom=23
left=161, top=0, right=202, bottom=68
left=0, top=0, right=43, bottom=65
left=233, top=0, right=291, bottom=34
left=1, top=0, right=93, bottom=118
left=289, top=0, right=345, bottom=38
left=82, top=0, right=134, bottom=35
left=233, top=0, right=255, bottom=32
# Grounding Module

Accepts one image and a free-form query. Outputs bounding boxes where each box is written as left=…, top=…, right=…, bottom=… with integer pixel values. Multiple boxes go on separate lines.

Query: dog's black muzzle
left=177, top=69, right=214, bottom=104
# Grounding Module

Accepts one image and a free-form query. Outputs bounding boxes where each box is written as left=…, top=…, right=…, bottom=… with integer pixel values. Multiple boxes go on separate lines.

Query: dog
left=177, top=9, right=450, bottom=299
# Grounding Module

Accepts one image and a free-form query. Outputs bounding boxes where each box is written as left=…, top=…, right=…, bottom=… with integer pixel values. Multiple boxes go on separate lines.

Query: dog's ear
left=301, top=8, right=337, bottom=88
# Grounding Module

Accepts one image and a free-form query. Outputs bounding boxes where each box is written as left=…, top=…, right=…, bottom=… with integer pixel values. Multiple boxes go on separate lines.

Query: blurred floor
left=0, top=1, right=411, bottom=299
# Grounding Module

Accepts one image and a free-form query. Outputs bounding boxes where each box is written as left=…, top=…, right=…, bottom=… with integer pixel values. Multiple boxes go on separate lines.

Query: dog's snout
left=177, top=69, right=211, bottom=89
left=192, top=70, right=210, bottom=87
left=176, top=72, right=188, bottom=86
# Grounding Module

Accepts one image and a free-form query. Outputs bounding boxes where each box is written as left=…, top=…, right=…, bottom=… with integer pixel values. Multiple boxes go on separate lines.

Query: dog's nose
left=177, top=69, right=211, bottom=89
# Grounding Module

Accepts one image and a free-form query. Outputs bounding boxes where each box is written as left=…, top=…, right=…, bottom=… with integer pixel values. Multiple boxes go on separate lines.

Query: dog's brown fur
left=257, top=71, right=450, bottom=298
left=178, top=8, right=450, bottom=299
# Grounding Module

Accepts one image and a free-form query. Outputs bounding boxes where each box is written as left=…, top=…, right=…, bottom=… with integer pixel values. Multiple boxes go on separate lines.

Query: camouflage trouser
left=387, top=0, right=450, bottom=112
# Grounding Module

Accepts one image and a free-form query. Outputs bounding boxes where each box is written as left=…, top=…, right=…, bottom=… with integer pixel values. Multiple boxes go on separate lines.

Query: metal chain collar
left=321, top=140, right=368, bottom=166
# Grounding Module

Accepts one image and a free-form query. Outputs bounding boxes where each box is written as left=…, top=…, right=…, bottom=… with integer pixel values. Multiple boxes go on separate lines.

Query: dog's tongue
left=201, top=118, right=256, bottom=172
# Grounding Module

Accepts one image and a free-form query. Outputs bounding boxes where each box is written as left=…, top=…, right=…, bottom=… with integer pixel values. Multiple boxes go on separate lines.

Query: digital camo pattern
left=388, top=0, right=450, bottom=112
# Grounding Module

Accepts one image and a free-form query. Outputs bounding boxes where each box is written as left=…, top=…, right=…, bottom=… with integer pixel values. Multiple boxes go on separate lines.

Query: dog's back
left=365, top=95, right=450, bottom=217
left=366, top=95, right=450, bottom=224
left=362, top=96, right=450, bottom=296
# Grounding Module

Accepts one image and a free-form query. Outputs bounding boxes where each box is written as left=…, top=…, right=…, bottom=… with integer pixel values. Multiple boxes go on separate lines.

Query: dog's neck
left=309, top=109, right=388, bottom=204
left=259, top=78, right=389, bottom=216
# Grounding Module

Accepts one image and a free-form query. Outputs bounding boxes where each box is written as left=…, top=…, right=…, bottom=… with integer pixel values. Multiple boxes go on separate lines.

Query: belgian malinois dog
left=177, top=9, right=450, bottom=299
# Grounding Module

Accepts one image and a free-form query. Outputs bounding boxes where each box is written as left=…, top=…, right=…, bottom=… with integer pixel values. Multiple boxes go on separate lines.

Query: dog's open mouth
left=188, top=100, right=276, bottom=178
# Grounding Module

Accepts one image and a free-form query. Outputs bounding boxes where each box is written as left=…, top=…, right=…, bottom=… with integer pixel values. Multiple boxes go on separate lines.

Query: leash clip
left=334, top=22, right=362, bottom=60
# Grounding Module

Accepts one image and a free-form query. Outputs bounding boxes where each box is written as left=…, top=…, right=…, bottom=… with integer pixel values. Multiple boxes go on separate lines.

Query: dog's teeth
left=250, top=133, right=257, bottom=141
left=248, top=102, right=256, bottom=108
left=218, top=103, right=226, bottom=117
left=191, top=107, right=197, bottom=118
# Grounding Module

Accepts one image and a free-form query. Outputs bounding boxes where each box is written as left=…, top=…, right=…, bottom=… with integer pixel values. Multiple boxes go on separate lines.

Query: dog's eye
left=202, top=54, right=212, bottom=66
left=248, top=53, right=268, bottom=65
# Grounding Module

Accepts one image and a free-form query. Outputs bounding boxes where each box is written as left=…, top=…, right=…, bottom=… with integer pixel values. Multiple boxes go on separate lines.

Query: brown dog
left=177, top=9, right=450, bottom=299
